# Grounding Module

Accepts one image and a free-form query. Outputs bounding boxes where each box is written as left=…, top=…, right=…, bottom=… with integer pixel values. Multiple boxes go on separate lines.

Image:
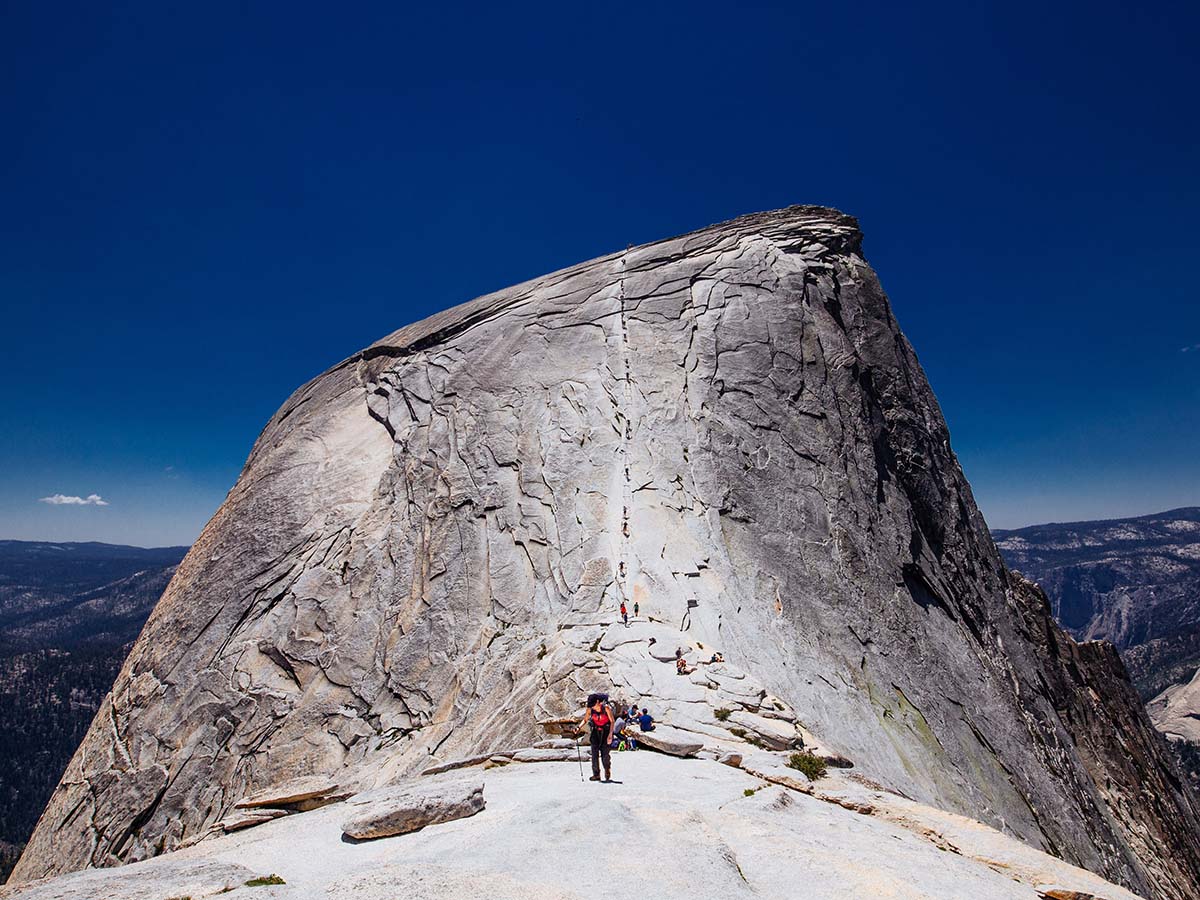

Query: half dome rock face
left=13, top=207, right=1200, bottom=897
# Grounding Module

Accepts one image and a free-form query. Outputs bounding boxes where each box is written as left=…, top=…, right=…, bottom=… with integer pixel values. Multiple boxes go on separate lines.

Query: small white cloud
left=1181, top=343, right=1200, bottom=353
left=39, top=493, right=110, bottom=506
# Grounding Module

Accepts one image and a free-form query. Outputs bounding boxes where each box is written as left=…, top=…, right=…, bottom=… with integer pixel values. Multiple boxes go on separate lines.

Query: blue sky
left=2, top=1, right=1197, bottom=547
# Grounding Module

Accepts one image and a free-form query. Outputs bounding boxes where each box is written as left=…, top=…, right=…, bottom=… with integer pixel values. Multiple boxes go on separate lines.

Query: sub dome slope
left=14, top=207, right=1200, bottom=899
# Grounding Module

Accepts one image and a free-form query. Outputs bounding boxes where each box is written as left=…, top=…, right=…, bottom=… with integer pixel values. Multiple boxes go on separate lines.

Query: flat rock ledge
left=533, top=738, right=577, bottom=749
left=341, top=778, right=485, bottom=840
left=511, top=746, right=578, bottom=763
left=421, top=749, right=523, bottom=776
left=235, top=774, right=344, bottom=810
left=218, top=808, right=289, bottom=832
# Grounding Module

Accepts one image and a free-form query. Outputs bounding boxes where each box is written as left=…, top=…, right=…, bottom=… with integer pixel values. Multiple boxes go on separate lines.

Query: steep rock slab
left=14, top=206, right=1200, bottom=899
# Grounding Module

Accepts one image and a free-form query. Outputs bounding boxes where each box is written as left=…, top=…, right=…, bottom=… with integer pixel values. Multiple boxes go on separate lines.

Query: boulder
left=532, top=738, right=576, bottom=749
left=341, top=778, right=485, bottom=840
left=632, top=725, right=703, bottom=758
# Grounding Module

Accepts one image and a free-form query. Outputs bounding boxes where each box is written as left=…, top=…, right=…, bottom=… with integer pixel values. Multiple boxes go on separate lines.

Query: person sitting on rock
left=614, top=716, right=637, bottom=751
left=638, top=708, right=655, bottom=732
left=709, top=652, right=724, bottom=664
left=676, top=656, right=692, bottom=675
left=611, top=710, right=628, bottom=749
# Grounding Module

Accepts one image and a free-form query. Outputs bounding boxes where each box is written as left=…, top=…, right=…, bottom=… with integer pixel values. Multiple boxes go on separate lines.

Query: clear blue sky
left=2, top=2, right=1197, bottom=546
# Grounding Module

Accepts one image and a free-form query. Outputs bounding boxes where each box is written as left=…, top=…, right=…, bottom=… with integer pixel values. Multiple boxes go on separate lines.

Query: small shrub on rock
left=787, top=752, right=827, bottom=781
left=245, top=874, right=286, bottom=887
left=714, top=708, right=732, bottom=721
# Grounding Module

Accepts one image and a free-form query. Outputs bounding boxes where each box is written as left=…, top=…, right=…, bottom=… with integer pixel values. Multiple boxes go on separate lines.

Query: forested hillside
left=0, top=541, right=185, bottom=881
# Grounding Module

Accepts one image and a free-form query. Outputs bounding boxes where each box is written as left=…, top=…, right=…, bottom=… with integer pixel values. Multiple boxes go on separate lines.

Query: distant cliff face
left=13, top=208, right=1200, bottom=899
left=994, top=508, right=1200, bottom=700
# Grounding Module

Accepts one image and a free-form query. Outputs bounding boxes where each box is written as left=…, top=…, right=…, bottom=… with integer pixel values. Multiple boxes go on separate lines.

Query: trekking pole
left=576, top=731, right=585, bottom=781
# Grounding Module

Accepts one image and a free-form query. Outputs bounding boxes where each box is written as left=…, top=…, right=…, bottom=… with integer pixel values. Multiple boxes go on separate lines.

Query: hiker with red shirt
left=620, top=601, right=629, bottom=627
left=580, top=693, right=614, bottom=781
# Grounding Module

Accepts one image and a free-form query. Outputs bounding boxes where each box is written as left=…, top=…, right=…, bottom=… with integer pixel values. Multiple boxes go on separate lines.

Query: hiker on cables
left=581, top=693, right=614, bottom=782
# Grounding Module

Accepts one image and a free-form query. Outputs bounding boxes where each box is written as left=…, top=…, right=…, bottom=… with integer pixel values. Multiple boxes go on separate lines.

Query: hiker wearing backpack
left=581, top=693, right=614, bottom=781
left=620, top=601, right=629, bottom=627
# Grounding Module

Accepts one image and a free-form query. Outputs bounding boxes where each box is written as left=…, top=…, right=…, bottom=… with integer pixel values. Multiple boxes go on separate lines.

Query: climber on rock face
left=581, top=693, right=614, bottom=782
left=620, top=601, right=629, bottom=627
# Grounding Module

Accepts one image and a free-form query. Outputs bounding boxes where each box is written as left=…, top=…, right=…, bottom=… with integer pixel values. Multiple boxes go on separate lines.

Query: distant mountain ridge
left=993, top=507, right=1200, bottom=699
left=0, top=540, right=186, bottom=882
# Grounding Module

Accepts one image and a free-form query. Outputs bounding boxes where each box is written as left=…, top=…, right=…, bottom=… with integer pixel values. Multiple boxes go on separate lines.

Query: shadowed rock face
left=13, top=207, right=1200, bottom=898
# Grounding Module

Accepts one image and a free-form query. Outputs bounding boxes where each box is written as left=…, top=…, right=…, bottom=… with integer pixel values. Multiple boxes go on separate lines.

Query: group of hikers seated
left=609, top=702, right=655, bottom=751
left=675, top=647, right=724, bottom=675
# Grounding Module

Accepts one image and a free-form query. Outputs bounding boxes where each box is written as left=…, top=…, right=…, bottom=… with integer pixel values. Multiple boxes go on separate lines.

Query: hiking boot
left=604, top=770, right=612, bottom=782
left=589, top=774, right=601, bottom=781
